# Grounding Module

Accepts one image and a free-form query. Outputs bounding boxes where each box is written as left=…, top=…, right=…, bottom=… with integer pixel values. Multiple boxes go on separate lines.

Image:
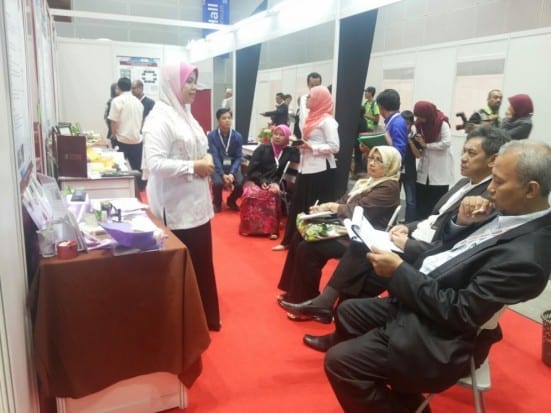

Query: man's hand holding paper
left=366, top=246, right=403, bottom=278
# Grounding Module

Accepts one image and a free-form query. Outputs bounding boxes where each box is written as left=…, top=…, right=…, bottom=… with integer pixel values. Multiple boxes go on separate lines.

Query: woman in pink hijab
left=272, top=85, right=340, bottom=251
left=240, top=124, right=300, bottom=239
left=142, top=62, right=220, bottom=331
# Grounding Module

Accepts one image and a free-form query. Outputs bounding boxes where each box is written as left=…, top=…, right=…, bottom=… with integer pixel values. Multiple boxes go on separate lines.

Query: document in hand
left=343, top=206, right=403, bottom=252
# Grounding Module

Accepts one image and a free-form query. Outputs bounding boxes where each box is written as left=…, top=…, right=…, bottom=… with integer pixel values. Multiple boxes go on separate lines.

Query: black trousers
left=325, top=298, right=415, bottom=413
left=328, top=241, right=389, bottom=298
left=277, top=233, right=348, bottom=302
left=281, top=167, right=337, bottom=246
left=172, top=221, right=220, bottom=330
left=415, top=182, right=449, bottom=221
left=116, top=140, right=146, bottom=190
left=211, top=169, right=244, bottom=208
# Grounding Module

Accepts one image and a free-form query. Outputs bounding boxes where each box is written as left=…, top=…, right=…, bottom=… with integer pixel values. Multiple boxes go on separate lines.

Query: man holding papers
left=281, top=126, right=511, bottom=321
left=308, top=140, right=551, bottom=413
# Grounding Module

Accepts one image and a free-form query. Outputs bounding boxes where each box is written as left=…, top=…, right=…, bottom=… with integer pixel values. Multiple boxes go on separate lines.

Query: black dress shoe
left=279, top=299, right=333, bottom=324
left=227, top=200, right=240, bottom=211
left=303, top=333, right=336, bottom=352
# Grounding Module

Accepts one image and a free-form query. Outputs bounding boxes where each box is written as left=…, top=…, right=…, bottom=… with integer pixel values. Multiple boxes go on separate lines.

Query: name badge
left=223, top=157, right=232, bottom=167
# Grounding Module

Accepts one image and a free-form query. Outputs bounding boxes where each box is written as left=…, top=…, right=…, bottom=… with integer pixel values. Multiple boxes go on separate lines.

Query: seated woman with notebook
left=239, top=124, right=300, bottom=239
left=276, top=145, right=401, bottom=321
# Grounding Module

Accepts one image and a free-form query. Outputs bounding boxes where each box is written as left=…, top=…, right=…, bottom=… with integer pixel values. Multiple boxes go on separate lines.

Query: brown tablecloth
left=28, top=223, right=211, bottom=398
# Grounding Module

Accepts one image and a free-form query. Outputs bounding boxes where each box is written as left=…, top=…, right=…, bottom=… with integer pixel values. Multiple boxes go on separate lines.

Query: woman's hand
left=194, top=154, right=214, bottom=177
left=311, top=202, right=338, bottom=213
left=414, top=133, right=426, bottom=148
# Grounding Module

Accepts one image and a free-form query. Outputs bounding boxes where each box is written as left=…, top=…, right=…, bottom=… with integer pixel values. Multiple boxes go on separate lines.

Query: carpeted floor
left=165, top=206, right=551, bottom=413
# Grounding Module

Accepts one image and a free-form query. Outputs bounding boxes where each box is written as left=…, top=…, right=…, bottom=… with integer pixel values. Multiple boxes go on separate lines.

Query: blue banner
left=202, top=0, right=230, bottom=35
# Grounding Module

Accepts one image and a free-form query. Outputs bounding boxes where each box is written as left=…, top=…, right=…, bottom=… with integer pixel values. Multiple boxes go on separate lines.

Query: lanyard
left=271, top=143, right=283, bottom=168
left=385, top=112, right=401, bottom=130
left=218, top=128, right=233, bottom=155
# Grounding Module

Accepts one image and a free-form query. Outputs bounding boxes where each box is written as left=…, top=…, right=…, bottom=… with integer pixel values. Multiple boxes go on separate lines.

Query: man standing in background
left=295, top=72, right=322, bottom=138
left=131, top=79, right=155, bottom=121
left=479, top=89, right=502, bottom=126
left=221, top=88, right=233, bottom=111
left=363, top=86, right=380, bottom=131
left=109, top=77, right=145, bottom=189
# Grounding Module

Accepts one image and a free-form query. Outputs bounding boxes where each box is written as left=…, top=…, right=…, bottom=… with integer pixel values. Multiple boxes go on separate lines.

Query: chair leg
left=414, top=393, right=435, bottom=413
left=469, top=357, right=486, bottom=413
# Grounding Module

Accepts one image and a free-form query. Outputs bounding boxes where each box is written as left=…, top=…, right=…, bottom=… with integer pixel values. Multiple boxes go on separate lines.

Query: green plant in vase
left=257, top=128, right=272, bottom=144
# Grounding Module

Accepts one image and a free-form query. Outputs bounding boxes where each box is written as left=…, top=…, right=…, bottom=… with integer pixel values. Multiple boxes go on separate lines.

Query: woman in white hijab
left=277, top=145, right=402, bottom=317
left=142, top=62, right=220, bottom=331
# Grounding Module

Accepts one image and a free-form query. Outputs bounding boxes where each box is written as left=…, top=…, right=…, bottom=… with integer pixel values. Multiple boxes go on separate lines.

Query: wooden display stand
left=54, top=134, right=87, bottom=178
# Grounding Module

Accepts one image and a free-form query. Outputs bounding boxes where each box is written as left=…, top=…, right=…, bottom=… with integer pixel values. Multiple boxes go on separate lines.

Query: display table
left=58, top=175, right=136, bottom=199
left=28, top=220, right=211, bottom=410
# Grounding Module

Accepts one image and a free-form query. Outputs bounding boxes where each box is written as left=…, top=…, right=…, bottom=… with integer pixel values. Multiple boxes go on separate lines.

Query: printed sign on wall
left=117, top=56, right=161, bottom=100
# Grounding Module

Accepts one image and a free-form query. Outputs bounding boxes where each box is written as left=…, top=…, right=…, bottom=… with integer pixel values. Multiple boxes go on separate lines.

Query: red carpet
left=167, top=209, right=551, bottom=412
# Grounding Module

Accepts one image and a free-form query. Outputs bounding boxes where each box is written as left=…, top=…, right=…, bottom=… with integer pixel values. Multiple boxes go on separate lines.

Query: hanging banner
left=202, top=0, right=230, bottom=37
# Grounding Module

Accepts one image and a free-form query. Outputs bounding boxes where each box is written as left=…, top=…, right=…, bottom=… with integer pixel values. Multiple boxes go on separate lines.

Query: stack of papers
left=343, top=206, right=402, bottom=252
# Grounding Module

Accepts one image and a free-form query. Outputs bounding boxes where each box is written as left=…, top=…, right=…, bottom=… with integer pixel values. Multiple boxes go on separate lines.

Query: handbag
left=296, top=212, right=348, bottom=242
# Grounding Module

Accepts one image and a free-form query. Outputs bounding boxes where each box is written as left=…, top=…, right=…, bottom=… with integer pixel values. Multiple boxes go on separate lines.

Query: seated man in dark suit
left=280, top=126, right=511, bottom=320
left=304, top=139, right=551, bottom=413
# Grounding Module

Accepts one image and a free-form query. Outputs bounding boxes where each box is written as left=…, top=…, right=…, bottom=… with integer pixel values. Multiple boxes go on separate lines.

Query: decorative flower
left=257, top=128, right=272, bottom=144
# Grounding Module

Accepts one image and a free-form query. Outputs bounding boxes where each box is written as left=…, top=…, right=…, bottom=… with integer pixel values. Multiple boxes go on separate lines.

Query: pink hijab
left=302, top=85, right=334, bottom=139
left=159, top=62, right=198, bottom=115
left=272, top=124, right=291, bottom=158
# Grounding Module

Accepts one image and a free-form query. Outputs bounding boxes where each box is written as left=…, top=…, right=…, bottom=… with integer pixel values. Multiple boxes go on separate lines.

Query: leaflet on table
left=344, top=206, right=402, bottom=253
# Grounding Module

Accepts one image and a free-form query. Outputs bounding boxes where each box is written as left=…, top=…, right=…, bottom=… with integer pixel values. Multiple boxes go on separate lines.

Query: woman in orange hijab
left=273, top=85, right=340, bottom=251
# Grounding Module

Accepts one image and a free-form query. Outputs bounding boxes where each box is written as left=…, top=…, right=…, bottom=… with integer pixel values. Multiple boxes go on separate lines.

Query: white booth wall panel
left=57, top=39, right=194, bottom=136
left=57, top=40, right=114, bottom=134
left=412, top=48, right=457, bottom=116
left=455, top=38, right=508, bottom=61
left=365, top=56, right=383, bottom=91
left=502, top=32, right=551, bottom=146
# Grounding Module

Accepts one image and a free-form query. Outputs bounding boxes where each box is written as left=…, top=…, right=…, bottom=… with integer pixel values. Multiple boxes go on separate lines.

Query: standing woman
left=272, top=85, right=340, bottom=251
left=412, top=101, right=454, bottom=221
left=142, top=62, right=221, bottom=331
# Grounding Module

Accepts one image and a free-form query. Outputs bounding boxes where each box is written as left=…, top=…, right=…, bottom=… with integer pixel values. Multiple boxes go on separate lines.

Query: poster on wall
left=117, top=56, right=160, bottom=100
left=33, top=0, right=57, bottom=173
left=4, top=0, right=34, bottom=182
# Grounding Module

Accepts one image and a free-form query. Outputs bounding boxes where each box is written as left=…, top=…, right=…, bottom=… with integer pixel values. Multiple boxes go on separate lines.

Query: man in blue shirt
left=207, top=108, right=244, bottom=212
left=374, top=89, right=408, bottom=160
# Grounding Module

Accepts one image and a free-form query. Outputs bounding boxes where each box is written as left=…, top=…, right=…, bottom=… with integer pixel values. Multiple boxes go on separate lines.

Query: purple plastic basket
left=100, top=222, right=158, bottom=250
